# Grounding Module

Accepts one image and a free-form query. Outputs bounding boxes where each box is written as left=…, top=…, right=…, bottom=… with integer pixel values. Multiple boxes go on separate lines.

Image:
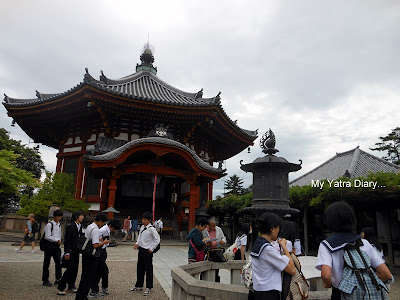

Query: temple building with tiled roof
left=290, top=146, right=400, bottom=187
left=3, top=44, right=257, bottom=231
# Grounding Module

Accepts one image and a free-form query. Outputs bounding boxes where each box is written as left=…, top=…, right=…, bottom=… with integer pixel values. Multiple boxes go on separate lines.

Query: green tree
left=18, top=172, right=90, bottom=222
left=0, top=129, right=45, bottom=178
left=224, top=174, right=245, bottom=196
left=0, top=150, right=40, bottom=213
left=370, top=127, right=400, bottom=165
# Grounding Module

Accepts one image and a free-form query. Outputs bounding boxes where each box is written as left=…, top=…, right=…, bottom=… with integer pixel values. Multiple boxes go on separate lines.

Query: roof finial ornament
left=195, top=88, right=203, bottom=99
left=100, top=70, right=107, bottom=83
left=260, top=128, right=279, bottom=155
left=136, top=42, right=157, bottom=75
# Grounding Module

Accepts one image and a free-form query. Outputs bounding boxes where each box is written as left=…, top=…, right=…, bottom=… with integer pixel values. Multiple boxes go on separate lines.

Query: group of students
left=38, top=210, right=163, bottom=298
left=187, top=203, right=394, bottom=300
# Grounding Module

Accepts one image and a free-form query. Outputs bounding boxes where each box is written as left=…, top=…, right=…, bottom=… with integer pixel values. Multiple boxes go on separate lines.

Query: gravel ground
left=0, top=261, right=168, bottom=300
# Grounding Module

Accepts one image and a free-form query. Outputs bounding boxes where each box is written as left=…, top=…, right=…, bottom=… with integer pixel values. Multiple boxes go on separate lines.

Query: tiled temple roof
left=87, top=136, right=225, bottom=174
left=290, top=147, right=400, bottom=187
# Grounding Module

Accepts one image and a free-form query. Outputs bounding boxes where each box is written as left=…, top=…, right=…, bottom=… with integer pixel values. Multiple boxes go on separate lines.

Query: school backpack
left=226, top=234, right=246, bottom=260
left=40, top=223, right=53, bottom=252
left=31, top=221, right=39, bottom=234
left=338, top=244, right=389, bottom=300
left=285, top=253, right=309, bottom=300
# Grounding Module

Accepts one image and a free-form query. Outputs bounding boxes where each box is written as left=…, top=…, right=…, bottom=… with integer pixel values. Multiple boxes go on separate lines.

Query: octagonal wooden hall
left=3, top=44, right=257, bottom=231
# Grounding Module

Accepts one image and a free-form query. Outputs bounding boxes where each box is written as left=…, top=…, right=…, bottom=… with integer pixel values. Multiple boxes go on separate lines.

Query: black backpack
left=31, top=221, right=39, bottom=234
left=40, top=223, right=54, bottom=252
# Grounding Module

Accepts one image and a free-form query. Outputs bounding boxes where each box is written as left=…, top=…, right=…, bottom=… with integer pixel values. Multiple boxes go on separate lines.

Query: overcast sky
left=1, top=0, right=399, bottom=197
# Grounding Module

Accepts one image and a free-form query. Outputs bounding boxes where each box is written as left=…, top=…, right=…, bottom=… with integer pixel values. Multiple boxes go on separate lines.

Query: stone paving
left=1, top=232, right=399, bottom=299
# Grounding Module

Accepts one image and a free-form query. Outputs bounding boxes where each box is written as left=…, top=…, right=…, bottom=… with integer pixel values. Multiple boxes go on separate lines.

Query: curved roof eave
left=86, top=137, right=225, bottom=174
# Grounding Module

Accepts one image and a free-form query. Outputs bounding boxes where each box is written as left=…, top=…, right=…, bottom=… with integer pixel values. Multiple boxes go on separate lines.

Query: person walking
left=202, top=216, right=226, bottom=282
left=251, top=212, right=295, bottom=300
left=75, top=213, right=109, bottom=300
left=315, top=202, right=392, bottom=300
left=131, top=217, right=139, bottom=242
left=122, top=216, right=131, bottom=242
left=187, top=218, right=209, bottom=263
left=130, top=212, right=160, bottom=296
left=56, top=211, right=85, bottom=295
left=90, top=218, right=121, bottom=297
left=42, top=210, right=63, bottom=287
left=15, top=214, right=38, bottom=253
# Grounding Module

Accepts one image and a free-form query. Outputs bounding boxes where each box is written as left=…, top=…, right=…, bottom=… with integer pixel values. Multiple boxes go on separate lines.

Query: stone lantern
left=241, top=129, right=302, bottom=216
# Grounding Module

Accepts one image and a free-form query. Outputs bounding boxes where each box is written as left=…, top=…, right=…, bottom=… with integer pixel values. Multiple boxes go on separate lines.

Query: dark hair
left=324, top=201, right=356, bottom=233
left=197, top=218, right=209, bottom=227
left=108, top=218, right=121, bottom=231
left=280, top=220, right=296, bottom=244
left=72, top=211, right=84, bottom=222
left=142, top=212, right=152, bottom=221
left=361, top=227, right=383, bottom=252
left=95, top=213, right=108, bottom=222
left=237, top=223, right=251, bottom=237
left=53, top=209, right=63, bottom=217
left=258, top=212, right=282, bottom=235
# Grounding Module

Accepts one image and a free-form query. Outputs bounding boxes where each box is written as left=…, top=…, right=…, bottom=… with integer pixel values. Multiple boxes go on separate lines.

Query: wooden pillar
left=56, top=156, right=64, bottom=173
left=384, top=206, right=394, bottom=272
left=75, top=157, right=85, bottom=199
left=304, top=206, right=309, bottom=255
left=107, top=175, right=118, bottom=220
left=188, top=184, right=197, bottom=231
left=208, top=182, right=213, bottom=201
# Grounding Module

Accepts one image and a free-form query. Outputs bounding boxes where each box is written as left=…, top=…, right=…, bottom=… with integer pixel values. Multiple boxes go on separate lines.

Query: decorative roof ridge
left=358, top=148, right=400, bottom=170
left=88, top=137, right=225, bottom=174
left=35, top=90, right=62, bottom=100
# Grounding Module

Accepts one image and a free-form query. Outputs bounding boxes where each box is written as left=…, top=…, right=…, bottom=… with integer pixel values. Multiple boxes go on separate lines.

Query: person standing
left=130, top=212, right=160, bottom=296
left=75, top=213, right=109, bottom=300
left=187, top=218, right=209, bottom=263
left=154, top=217, right=163, bottom=239
left=15, top=214, right=37, bottom=253
left=315, top=202, right=392, bottom=300
left=123, top=216, right=131, bottom=242
left=234, top=223, right=251, bottom=261
left=42, top=210, right=63, bottom=287
left=90, top=218, right=121, bottom=297
left=56, top=211, right=84, bottom=295
left=251, top=212, right=295, bottom=300
left=131, top=217, right=139, bottom=242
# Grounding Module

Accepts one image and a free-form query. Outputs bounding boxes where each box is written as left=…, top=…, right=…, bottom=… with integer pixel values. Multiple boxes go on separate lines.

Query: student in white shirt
left=131, top=212, right=160, bottom=296
left=42, top=209, right=63, bottom=287
left=154, top=217, right=163, bottom=239
left=91, top=218, right=121, bottom=297
left=75, top=213, right=109, bottom=300
left=315, top=202, right=392, bottom=300
left=234, top=223, right=251, bottom=261
left=251, top=212, right=295, bottom=300
left=361, top=227, right=384, bottom=259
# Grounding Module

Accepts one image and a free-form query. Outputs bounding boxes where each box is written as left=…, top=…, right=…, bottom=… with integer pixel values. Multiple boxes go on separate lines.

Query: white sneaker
left=30, top=250, right=35, bottom=253
left=143, top=288, right=152, bottom=296
left=15, top=248, right=21, bottom=253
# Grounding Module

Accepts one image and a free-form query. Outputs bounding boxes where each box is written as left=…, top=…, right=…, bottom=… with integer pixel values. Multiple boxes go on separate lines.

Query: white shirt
left=235, top=235, right=247, bottom=247
left=98, top=225, right=111, bottom=249
left=252, top=243, right=290, bottom=292
left=272, top=240, right=293, bottom=253
left=136, top=224, right=160, bottom=251
left=85, top=222, right=100, bottom=245
left=154, top=220, right=163, bottom=229
left=315, top=239, right=384, bottom=288
left=44, top=220, right=61, bottom=243
left=294, top=239, right=302, bottom=255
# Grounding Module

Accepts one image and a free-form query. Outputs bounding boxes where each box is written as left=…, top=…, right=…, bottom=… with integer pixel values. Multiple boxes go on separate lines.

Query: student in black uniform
left=57, top=211, right=85, bottom=295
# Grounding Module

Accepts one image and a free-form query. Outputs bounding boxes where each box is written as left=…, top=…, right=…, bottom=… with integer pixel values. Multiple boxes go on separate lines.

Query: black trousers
left=92, top=248, right=108, bottom=292
left=135, top=247, right=153, bottom=289
left=75, top=254, right=98, bottom=300
left=42, top=246, right=61, bottom=282
left=254, top=290, right=280, bottom=300
left=58, top=251, right=80, bottom=291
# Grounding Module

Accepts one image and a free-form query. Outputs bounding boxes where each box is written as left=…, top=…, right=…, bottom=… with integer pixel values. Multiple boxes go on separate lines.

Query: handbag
left=207, top=248, right=227, bottom=262
left=189, top=239, right=205, bottom=262
left=76, top=228, right=100, bottom=257
left=225, top=234, right=246, bottom=260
